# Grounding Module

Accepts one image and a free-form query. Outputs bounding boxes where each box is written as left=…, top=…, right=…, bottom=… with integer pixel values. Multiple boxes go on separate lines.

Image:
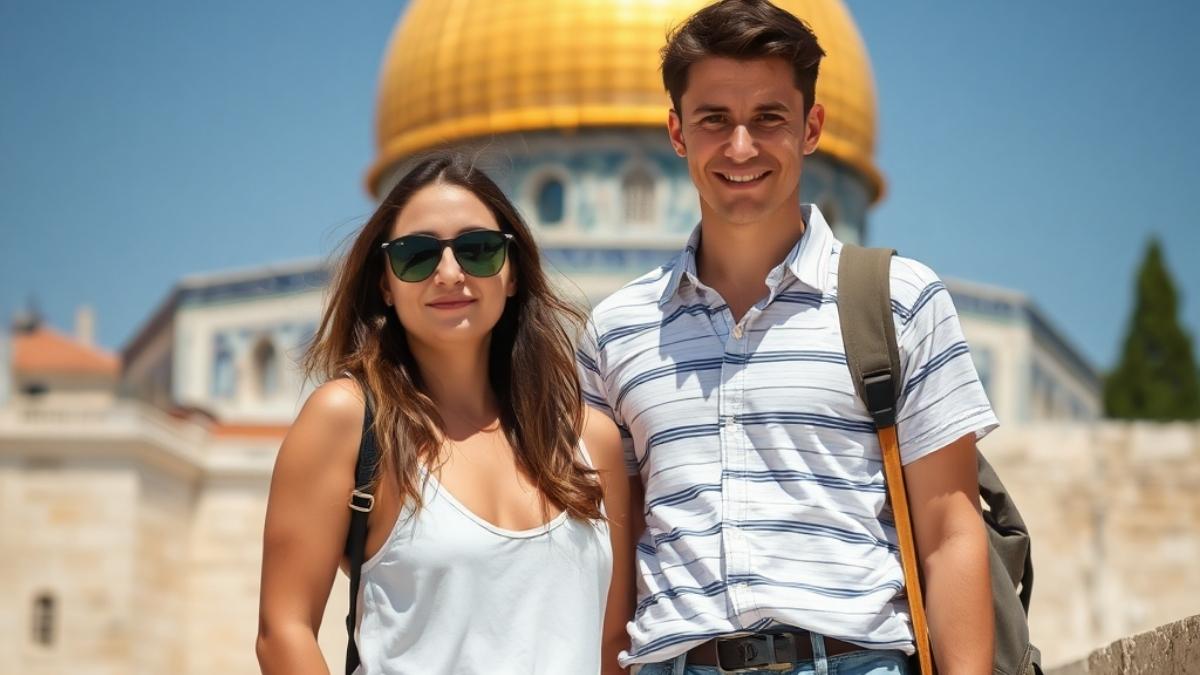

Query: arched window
left=535, top=177, right=565, bottom=225
left=253, top=338, right=280, bottom=399
left=622, top=166, right=656, bottom=225
left=212, top=336, right=235, bottom=399
left=32, top=592, right=55, bottom=647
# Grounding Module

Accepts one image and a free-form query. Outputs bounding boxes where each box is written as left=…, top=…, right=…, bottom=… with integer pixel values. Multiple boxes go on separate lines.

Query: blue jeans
left=635, top=634, right=910, bottom=675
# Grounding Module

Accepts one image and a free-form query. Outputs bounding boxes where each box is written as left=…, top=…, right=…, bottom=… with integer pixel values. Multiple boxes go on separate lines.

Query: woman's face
left=380, top=183, right=516, bottom=349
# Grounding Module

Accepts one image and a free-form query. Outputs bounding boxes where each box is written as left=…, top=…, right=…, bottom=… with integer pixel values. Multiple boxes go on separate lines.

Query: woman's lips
left=427, top=299, right=476, bottom=309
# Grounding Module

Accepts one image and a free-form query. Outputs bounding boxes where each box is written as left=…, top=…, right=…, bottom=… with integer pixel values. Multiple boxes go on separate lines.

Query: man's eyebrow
left=755, top=101, right=791, bottom=113
left=689, top=101, right=792, bottom=115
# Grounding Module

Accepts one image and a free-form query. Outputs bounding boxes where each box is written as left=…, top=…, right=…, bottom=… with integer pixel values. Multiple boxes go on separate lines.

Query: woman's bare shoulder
left=580, top=406, right=623, bottom=474
left=301, top=377, right=366, bottom=428
left=277, top=378, right=367, bottom=471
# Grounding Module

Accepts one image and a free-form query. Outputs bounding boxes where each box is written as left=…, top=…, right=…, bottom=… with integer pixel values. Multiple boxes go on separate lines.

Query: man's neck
left=695, top=203, right=806, bottom=321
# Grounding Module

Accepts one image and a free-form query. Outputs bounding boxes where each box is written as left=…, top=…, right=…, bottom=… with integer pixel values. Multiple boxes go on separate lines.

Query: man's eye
left=701, top=115, right=725, bottom=125
left=758, top=114, right=784, bottom=124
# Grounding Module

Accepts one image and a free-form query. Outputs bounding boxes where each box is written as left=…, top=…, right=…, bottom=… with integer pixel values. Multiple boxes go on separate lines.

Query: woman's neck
left=408, top=337, right=500, bottom=438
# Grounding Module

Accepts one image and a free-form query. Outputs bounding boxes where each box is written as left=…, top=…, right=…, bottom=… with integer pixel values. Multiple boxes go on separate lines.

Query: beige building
left=0, top=1, right=1189, bottom=674
left=0, top=312, right=326, bottom=674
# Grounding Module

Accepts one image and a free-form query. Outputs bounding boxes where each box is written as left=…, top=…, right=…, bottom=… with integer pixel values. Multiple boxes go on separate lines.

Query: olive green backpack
left=837, top=244, right=1041, bottom=675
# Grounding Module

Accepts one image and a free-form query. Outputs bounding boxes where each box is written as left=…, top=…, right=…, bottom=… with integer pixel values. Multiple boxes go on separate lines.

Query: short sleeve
left=577, top=319, right=639, bottom=476
left=891, top=258, right=999, bottom=465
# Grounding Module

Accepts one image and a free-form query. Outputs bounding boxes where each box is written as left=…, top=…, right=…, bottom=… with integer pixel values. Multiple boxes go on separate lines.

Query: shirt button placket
left=741, top=310, right=763, bottom=622
left=715, top=306, right=735, bottom=623
left=724, top=312, right=754, bottom=622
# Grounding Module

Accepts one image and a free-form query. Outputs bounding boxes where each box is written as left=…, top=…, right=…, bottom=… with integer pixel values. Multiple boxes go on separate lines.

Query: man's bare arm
left=904, top=433, right=994, bottom=675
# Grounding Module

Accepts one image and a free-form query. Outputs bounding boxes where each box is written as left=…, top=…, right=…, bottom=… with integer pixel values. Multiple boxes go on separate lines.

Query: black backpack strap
left=836, top=243, right=902, bottom=426
left=344, top=382, right=377, bottom=675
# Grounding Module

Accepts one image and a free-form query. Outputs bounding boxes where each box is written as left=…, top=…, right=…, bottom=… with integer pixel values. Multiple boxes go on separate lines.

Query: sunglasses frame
left=380, top=230, right=515, bottom=282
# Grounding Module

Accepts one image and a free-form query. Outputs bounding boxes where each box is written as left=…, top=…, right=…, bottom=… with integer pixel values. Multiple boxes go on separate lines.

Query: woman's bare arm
left=256, top=379, right=365, bottom=675
left=583, top=407, right=636, bottom=675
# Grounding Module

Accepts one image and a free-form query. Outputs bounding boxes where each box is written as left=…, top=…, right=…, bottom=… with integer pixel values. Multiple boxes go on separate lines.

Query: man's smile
left=715, top=170, right=772, bottom=185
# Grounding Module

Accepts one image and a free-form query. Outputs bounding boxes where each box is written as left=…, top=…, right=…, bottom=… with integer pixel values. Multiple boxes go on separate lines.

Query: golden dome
left=367, top=0, right=882, bottom=201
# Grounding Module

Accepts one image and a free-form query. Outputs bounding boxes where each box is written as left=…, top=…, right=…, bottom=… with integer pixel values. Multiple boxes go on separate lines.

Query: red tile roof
left=12, top=327, right=119, bottom=376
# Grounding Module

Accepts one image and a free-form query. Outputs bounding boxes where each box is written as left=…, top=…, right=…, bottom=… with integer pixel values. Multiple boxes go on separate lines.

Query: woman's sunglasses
left=381, top=230, right=514, bottom=283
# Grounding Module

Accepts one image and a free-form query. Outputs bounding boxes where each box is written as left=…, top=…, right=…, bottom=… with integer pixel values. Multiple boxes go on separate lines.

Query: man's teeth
left=722, top=172, right=765, bottom=183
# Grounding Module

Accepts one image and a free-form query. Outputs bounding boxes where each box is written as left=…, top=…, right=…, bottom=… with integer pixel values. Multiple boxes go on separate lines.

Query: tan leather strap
left=877, top=424, right=934, bottom=675
left=837, top=244, right=935, bottom=674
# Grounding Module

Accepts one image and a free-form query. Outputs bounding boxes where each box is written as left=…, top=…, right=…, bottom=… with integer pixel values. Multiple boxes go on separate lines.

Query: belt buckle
left=765, top=632, right=798, bottom=671
left=715, top=633, right=793, bottom=673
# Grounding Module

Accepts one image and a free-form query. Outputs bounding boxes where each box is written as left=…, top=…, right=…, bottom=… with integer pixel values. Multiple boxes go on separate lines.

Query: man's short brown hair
left=661, top=0, right=825, bottom=115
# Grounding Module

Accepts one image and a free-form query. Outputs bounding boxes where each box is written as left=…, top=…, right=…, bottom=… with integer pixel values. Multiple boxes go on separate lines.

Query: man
left=578, top=1, right=996, bottom=673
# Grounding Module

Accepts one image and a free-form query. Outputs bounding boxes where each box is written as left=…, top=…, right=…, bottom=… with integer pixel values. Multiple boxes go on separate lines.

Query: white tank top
left=352, top=444, right=612, bottom=675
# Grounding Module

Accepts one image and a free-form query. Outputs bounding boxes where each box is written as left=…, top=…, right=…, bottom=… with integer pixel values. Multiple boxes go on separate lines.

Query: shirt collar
left=659, top=226, right=703, bottom=307
left=658, top=204, right=837, bottom=308
left=787, top=203, right=835, bottom=294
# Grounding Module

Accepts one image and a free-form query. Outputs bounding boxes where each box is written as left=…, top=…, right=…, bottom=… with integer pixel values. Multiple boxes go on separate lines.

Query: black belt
left=687, top=630, right=863, bottom=671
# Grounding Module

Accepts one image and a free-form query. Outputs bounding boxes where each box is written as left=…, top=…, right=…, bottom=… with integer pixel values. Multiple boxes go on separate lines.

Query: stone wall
left=0, top=460, right=139, bottom=675
left=1047, top=615, right=1200, bottom=675
left=134, top=465, right=193, bottom=674
left=983, top=423, right=1200, bottom=668
left=181, top=465, right=350, bottom=674
left=185, top=475, right=272, bottom=674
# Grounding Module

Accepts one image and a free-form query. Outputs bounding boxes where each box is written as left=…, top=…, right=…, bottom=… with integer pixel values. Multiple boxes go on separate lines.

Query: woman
left=255, top=153, right=633, bottom=675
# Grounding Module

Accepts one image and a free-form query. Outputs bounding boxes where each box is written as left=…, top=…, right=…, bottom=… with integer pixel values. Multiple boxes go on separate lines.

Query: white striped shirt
left=577, top=205, right=998, bottom=666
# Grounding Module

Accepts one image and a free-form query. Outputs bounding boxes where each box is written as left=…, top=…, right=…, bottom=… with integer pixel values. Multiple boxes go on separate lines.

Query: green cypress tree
left=1105, top=238, right=1200, bottom=419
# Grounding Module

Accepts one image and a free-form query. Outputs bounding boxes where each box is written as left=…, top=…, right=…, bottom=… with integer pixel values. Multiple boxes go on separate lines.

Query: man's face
left=668, top=57, right=823, bottom=227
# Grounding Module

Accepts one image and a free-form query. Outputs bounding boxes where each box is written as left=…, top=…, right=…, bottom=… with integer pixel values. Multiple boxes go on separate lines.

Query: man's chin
left=713, top=203, right=772, bottom=226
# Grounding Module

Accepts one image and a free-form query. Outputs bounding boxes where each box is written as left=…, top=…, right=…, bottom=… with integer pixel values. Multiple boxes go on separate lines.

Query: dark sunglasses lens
left=388, top=237, right=441, bottom=282
left=452, top=231, right=509, bottom=277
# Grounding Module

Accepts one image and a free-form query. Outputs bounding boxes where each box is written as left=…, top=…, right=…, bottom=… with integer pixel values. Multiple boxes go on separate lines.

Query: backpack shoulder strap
left=836, top=244, right=934, bottom=675
left=836, top=243, right=902, bottom=426
left=343, top=377, right=377, bottom=675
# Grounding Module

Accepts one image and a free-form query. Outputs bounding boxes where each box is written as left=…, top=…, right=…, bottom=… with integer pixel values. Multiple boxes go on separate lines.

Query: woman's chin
left=408, top=322, right=493, bottom=349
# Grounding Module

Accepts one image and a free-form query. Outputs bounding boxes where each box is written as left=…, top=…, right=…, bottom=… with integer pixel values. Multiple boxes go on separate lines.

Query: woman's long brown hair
left=304, top=152, right=602, bottom=520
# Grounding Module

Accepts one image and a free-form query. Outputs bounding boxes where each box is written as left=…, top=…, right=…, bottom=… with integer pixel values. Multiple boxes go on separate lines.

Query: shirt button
left=732, top=324, right=745, bottom=339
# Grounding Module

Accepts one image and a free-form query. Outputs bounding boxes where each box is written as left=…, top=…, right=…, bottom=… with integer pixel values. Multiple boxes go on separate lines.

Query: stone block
left=1048, top=615, right=1200, bottom=675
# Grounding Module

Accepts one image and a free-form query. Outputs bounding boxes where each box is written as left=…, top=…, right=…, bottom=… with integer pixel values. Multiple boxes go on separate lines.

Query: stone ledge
left=1048, top=615, right=1200, bottom=675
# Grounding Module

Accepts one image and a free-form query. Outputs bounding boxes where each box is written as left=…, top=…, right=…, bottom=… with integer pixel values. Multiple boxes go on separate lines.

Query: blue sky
left=2, top=0, right=1197, bottom=371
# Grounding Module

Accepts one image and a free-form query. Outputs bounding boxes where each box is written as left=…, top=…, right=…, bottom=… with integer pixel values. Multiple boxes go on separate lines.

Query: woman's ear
left=379, top=275, right=393, bottom=307
left=505, top=256, right=518, bottom=297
